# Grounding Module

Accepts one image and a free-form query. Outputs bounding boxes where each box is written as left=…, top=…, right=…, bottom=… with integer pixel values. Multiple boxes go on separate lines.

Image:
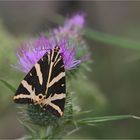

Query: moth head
left=35, top=94, right=45, bottom=105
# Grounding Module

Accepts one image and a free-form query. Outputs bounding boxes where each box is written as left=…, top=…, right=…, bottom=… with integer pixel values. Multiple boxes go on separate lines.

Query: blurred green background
left=0, top=1, right=140, bottom=139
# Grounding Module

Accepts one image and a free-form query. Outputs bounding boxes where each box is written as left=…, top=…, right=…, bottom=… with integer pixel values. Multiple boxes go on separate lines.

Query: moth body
left=13, top=46, right=66, bottom=117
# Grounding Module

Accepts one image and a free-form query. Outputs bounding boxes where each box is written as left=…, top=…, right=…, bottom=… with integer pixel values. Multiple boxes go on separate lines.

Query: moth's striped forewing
left=13, top=46, right=66, bottom=117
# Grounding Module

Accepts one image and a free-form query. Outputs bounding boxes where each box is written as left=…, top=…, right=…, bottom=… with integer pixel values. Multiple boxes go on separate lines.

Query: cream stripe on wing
left=48, top=72, right=65, bottom=88
left=49, top=102, right=63, bottom=116
left=53, top=50, right=60, bottom=63
left=42, top=93, right=65, bottom=116
left=21, top=80, right=36, bottom=99
left=47, top=53, right=50, bottom=64
left=42, top=93, right=65, bottom=105
left=53, top=57, right=61, bottom=67
left=48, top=93, right=66, bottom=101
left=14, top=80, right=36, bottom=101
left=13, top=94, right=31, bottom=100
left=46, top=50, right=55, bottom=93
left=51, top=93, right=66, bottom=101
left=35, top=63, right=43, bottom=85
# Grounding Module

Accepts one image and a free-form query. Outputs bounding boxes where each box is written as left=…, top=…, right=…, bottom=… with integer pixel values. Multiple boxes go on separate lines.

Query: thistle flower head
left=14, top=35, right=87, bottom=73
left=52, top=13, right=85, bottom=41
left=65, top=13, right=85, bottom=28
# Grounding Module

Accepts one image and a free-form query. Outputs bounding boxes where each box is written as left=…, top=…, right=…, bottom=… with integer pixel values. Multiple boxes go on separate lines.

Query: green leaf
left=0, top=79, right=16, bottom=93
left=77, top=115, right=140, bottom=125
left=66, top=127, right=81, bottom=136
left=17, top=118, right=36, bottom=138
left=84, top=28, right=140, bottom=50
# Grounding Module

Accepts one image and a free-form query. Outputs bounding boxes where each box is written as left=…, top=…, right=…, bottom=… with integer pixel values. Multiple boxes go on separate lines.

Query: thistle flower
left=13, top=13, right=88, bottom=74
left=14, top=36, right=87, bottom=73
left=50, top=13, right=85, bottom=43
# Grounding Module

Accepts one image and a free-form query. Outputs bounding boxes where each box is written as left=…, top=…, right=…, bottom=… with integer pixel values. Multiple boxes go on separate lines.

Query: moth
left=13, top=46, right=66, bottom=117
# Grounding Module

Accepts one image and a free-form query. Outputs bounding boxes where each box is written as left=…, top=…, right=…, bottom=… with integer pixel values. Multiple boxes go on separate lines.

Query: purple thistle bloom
left=52, top=13, right=85, bottom=41
left=13, top=36, right=85, bottom=73
left=65, top=13, right=85, bottom=28
left=13, top=13, right=89, bottom=73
